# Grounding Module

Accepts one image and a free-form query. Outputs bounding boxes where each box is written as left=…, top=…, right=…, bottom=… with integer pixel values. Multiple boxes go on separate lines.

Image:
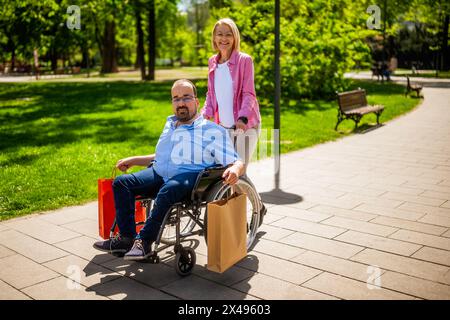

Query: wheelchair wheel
left=175, top=247, right=196, bottom=276
left=144, top=200, right=197, bottom=244
left=203, top=177, right=261, bottom=250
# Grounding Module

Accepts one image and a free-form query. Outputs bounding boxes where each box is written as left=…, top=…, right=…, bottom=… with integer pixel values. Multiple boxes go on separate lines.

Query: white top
left=214, top=61, right=234, bottom=128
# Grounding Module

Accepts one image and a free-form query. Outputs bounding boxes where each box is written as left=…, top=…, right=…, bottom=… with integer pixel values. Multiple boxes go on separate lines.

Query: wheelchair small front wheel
left=175, top=247, right=196, bottom=276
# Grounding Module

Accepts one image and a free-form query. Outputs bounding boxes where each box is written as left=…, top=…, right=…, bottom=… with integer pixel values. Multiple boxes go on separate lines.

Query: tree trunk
left=135, top=7, right=146, bottom=80
left=146, top=0, right=156, bottom=81
left=50, top=46, right=57, bottom=72
left=101, top=20, right=118, bottom=73
left=11, top=46, right=16, bottom=72
left=442, top=14, right=449, bottom=71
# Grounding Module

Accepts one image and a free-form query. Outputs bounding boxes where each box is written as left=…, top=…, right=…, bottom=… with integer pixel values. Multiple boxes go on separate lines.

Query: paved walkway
left=1, top=83, right=450, bottom=300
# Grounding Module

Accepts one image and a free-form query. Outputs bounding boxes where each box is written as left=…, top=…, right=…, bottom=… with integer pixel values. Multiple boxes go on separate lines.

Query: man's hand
left=116, top=157, right=136, bottom=172
left=222, top=161, right=244, bottom=185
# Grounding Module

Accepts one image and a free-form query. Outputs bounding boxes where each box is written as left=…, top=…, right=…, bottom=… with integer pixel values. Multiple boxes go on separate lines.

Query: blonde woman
left=201, top=18, right=261, bottom=171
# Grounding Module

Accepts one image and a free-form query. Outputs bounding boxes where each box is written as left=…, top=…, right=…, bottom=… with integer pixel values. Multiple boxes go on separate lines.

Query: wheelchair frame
left=109, top=165, right=266, bottom=276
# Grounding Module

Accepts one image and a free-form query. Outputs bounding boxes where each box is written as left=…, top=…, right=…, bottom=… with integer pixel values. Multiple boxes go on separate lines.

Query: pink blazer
left=201, top=50, right=261, bottom=130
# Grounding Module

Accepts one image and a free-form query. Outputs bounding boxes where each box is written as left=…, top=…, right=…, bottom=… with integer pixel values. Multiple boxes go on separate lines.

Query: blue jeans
left=112, top=166, right=199, bottom=241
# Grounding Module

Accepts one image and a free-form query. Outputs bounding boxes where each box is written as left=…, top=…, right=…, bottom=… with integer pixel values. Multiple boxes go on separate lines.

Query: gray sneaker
left=124, top=239, right=154, bottom=261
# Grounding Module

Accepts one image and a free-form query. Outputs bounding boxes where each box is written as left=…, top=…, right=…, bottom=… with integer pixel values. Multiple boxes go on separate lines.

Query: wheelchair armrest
left=190, top=164, right=232, bottom=201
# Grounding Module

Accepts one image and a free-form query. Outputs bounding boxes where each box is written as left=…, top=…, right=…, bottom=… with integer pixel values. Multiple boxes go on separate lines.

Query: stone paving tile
left=301, top=195, right=363, bottom=210
left=0, top=280, right=31, bottom=300
left=335, top=231, right=422, bottom=256
left=381, top=192, right=446, bottom=207
left=88, top=277, right=177, bottom=300
left=114, top=257, right=201, bottom=289
left=367, top=183, right=425, bottom=196
left=279, top=232, right=364, bottom=259
left=161, top=274, right=257, bottom=300
left=302, top=272, right=416, bottom=300
left=100, top=257, right=179, bottom=289
left=338, top=193, right=405, bottom=209
left=354, top=204, right=424, bottom=221
left=0, top=245, right=15, bottom=259
left=350, top=248, right=450, bottom=285
left=54, top=235, right=118, bottom=265
left=442, top=229, right=450, bottom=238
left=347, top=175, right=408, bottom=187
left=61, top=219, right=100, bottom=239
left=261, top=213, right=285, bottom=225
left=22, top=276, right=109, bottom=300
left=252, top=238, right=306, bottom=260
left=403, top=182, right=450, bottom=194
left=271, top=217, right=346, bottom=238
left=268, top=205, right=331, bottom=222
left=398, top=175, right=444, bottom=186
left=0, top=224, right=10, bottom=232
left=321, top=216, right=398, bottom=237
left=43, top=255, right=122, bottom=288
left=307, top=205, right=377, bottom=222
left=419, top=214, right=450, bottom=228
left=327, top=183, right=386, bottom=197
left=291, top=250, right=385, bottom=283
left=232, top=273, right=337, bottom=300
left=0, top=254, right=59, bottom=289
left=0, top=230, right=69, bottom=263
left=2, top=217, right=81, bottom=244
left=236, top=251, right=321, bottom=285
left=38, top=202, right=98, bottom=225
left=257, top=224, right=296, bottom=242
left=187, top=253, right=257, bottom=287
left=398, top=202, right=450, bottom=217
left=442, top=201, right=450, bottom=209
left=421, top=190, right=450, bottom=201
left=313, top=176, right=368, bottom=187
left=379, top=271, right=450, bottom=300
left=370, top=216, right=447, bottom=236
left=389, top=229, right=450, bottom=251
left=285, top=184, right=347, bottom=199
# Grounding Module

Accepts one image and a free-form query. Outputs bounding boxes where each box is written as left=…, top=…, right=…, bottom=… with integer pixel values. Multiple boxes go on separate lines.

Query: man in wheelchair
left=94, top=79, right=244, bottom=261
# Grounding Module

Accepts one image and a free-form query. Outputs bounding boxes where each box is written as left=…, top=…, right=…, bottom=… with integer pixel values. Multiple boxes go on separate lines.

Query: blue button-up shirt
left=152, top=115, right=240, bottom=181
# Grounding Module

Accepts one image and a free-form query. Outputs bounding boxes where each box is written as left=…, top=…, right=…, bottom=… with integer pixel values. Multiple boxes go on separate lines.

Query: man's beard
left=176, top=106, right=197, bottom=122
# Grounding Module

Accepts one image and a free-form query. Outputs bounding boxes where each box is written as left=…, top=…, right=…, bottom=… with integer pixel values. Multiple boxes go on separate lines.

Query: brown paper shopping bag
left=207, top=192, right=248, bottom=273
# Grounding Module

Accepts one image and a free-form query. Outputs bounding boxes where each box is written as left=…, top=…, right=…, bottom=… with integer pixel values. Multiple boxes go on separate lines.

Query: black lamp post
left=274, top=0, right=281, bottom=190
left=260, top=0, right=302, bottom=205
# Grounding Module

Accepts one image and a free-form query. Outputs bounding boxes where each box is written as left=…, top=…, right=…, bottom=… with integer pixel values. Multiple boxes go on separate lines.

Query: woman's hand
left=222, top=161, right=244, bottom=185
left=116, top=157, right=136, bottom=172
left=235, top=119, right=247, bottom=134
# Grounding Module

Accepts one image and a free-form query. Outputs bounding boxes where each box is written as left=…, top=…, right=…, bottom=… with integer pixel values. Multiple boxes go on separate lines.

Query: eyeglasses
left=172, top=96, right=195, bottom=104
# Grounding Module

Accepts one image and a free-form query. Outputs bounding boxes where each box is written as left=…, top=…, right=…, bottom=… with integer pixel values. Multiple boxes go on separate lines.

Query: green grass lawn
left=0, top=79, right=421, bottom=220
left=394, top=70, right=450, bottom=79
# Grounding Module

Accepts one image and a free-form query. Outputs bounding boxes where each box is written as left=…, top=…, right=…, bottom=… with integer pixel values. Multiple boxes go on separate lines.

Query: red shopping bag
left=98, top=168, right=147, bottom=239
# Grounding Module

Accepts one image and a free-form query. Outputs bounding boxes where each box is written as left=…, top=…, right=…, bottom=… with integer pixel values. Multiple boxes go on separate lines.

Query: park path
left=1, top=81, right=450, bottom=300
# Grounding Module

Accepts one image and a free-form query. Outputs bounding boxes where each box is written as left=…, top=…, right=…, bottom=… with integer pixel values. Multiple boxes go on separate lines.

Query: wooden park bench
left=335, top=88, right=384, bottom=130
left=405, top=76, right=423, bottom=98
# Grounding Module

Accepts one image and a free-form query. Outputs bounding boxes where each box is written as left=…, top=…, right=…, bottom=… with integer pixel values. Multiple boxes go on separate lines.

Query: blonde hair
left=211, top=18, right=241, bottom=53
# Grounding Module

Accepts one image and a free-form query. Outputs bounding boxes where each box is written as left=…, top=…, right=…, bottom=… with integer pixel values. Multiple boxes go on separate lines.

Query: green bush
left=208, top=0, right=376, bottom=102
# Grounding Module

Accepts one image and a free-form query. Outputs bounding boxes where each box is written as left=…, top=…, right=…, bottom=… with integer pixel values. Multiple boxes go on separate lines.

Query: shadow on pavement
left=260, top=188, right=303, bottom=205
left=82, top=237, right=259, bottom=300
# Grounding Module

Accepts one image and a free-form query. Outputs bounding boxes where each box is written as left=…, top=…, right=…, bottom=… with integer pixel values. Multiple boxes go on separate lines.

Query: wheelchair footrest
left=143, top=252, right=160, bottom=264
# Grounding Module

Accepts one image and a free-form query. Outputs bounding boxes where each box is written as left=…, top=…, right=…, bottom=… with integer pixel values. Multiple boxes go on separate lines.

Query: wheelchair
left=109, top=164, right=267, bottom=276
